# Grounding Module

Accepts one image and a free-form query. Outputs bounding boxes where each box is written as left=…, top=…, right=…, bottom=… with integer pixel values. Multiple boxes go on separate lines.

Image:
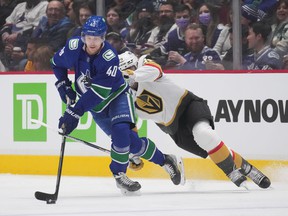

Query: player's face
left=84, top=35, right=103, bottom=55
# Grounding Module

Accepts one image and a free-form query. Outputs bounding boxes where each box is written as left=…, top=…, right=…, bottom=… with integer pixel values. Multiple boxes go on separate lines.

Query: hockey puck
left=46, top=199, right=56, bottom=204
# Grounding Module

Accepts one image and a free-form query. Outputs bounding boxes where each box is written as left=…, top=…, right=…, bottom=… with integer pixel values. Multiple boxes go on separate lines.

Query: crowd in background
left=0, top=0, right=287, bottom=72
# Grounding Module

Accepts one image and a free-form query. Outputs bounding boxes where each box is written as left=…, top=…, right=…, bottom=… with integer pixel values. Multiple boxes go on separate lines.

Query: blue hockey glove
left=58, top=106, right=83, bottom=135
left=55, top=79, right=76, bottom=105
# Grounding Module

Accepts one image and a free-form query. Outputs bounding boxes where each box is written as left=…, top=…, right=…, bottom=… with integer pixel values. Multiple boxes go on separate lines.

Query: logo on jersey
left=135, top=90, right=163, bottom=114
left=103, top=49, right=115, bottom=61
left=69, top=39, right=79, bottom=50
left=268, top=51, right=280, bottom=60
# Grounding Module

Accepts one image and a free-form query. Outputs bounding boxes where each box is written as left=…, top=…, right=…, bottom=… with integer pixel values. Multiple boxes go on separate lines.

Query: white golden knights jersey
left=132, top=57, right=188, bottom=126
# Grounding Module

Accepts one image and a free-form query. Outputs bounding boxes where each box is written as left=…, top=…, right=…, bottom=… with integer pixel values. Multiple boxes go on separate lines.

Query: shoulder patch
left=69, top=39, right=79, bottom=50
left=268, top=51, right=280, bottom=60
left=103, top=49, right=116, bottom=61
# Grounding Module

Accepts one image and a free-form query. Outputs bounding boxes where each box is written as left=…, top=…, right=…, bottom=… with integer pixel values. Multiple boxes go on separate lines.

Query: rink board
left=0, top=71, right=287, bottom=179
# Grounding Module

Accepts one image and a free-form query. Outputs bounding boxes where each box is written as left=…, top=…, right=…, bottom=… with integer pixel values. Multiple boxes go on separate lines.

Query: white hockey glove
left=128, top=155, right=144, bottom=171
left=122, top=69, right=136, bottom=87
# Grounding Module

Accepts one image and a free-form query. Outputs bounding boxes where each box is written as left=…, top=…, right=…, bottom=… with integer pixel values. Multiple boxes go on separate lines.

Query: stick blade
left=35, top=191, right=57, bottom=204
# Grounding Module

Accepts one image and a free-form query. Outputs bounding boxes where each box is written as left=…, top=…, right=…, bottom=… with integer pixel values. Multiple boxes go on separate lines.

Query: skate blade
left=240, top=181, right=249, bottom=190
left=120, top=188, right=141, bottom=196
left=176, top=156, right=186, bottom=186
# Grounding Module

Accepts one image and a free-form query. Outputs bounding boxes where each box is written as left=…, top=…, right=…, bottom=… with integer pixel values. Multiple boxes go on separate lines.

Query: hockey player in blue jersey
left=51, top=16, right=183, bottom=194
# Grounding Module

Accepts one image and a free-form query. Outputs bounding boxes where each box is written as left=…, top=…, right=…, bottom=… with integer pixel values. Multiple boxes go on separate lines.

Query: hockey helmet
left=119, top=51, right=138, bottom=71
left=82, top=15, right=107, bottom=38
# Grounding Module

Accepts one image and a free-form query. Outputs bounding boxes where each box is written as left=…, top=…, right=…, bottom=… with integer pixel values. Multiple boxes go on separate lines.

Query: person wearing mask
left=168, top=23, right=221, bottom=70
left=125, top=2, right=156, bottom=55
left=162, top=4, right=193, bottom=68
left=147, top=1, right=177, bottom=48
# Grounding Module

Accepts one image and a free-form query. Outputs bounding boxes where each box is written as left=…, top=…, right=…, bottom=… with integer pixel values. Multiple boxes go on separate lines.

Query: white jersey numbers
left=106, top=66, right=117, bottom=77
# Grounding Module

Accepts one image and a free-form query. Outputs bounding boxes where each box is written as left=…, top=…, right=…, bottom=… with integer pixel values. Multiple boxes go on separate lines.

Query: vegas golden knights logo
left=135, top=90, right=163, bottom=114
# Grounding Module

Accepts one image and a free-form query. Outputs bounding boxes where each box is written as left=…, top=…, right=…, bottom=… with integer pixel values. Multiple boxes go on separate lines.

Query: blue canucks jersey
left=180, top=46, right=221, bottom=70
left=51, top=36, right=128, bottom=113
left=246, top=46, right=283, bottom=70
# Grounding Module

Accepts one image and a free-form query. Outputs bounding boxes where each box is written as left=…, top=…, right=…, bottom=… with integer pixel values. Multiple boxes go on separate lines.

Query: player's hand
left=122, top=69, right=135, bottom=78
left=58, top=106, right=82, bottom=135
left=129, top=156, right=144, bottom=171
left=55, top=79, right=76, bottom=105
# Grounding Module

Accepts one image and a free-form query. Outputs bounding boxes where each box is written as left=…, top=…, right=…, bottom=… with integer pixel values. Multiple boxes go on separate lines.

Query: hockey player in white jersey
left=118, top=51, right=271, bottom=189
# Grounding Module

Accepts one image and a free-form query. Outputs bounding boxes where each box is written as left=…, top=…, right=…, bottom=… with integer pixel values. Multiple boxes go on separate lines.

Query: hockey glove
left=55, top=79, right=76, bottom=105
left=129, top=156, right=144, bottom=171
left=122, top=69, right=136, bottom=88
left=122, top=69, right=135, bottom=78
left=58, top=106, right=83, bottom=135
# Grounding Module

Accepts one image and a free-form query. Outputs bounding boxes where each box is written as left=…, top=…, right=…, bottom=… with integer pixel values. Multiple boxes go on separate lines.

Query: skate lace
left=228, top=169, right=243, bottom=183
left=117, top=173, right=135, bottom=186
left=247, top=167, right=265, bottom=184
left=164, top=164, right=176, bottom=178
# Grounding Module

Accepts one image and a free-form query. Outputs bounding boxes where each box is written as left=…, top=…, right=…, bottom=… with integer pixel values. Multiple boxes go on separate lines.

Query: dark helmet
left=82, top=15, right=107, bottom=37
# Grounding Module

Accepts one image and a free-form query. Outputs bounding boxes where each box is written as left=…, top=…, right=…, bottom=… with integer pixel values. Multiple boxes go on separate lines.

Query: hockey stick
left=30, top=119, right=111, bottom=154
left=34, top=135, right=66, bottom=204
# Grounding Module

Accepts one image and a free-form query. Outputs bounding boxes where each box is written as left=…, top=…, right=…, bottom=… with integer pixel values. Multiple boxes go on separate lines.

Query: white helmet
left=119, top=51, right=138, bottom=71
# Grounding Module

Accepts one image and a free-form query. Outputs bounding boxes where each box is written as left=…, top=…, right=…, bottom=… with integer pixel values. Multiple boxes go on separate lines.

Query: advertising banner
left=0, top=72, right=287, bottom=162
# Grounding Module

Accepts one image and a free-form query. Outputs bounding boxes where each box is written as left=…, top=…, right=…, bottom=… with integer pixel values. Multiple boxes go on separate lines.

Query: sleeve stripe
left=91, top=83, right=112, bottom=99
left=144, top=62, right=163, bottom=81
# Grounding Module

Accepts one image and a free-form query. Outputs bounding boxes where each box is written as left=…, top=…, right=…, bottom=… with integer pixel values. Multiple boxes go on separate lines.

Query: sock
left=208, top=141, right=236, bottom=175
left=231, top=150, right=252, bottom=175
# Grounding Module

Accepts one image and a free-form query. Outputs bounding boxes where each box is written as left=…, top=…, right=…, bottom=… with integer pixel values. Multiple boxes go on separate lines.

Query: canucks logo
left=69, top=39, right=79, bottom=50
left=103, top=49, right=115, bottom=61
left=135, top=90, right=163, bottom=114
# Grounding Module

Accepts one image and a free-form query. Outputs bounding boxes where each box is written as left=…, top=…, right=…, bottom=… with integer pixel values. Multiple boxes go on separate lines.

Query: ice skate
left=241, top=164, right=271, bottom=189
left=162, top=154, right=182, bottom=185
left=114, top=172, right=141, bottom=195
left=227, top=168, right=247, bottom=188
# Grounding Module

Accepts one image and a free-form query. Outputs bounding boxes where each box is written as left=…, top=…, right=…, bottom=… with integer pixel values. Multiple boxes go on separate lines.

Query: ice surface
left=0, top=174, right=287, bottom=216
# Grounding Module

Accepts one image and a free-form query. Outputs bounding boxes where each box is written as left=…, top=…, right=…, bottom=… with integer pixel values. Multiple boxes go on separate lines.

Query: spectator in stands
left=32, top=45, right=54, bottom=71
left=66, top=1, right=77, bottom=26
left=125, top=1, right=155, bottom=54
left=208, top=25, right=254, bottom=70
left=106, top=31, right=131, bottom=54
left=168, top=23, right=221, bottom=70
left=24, top=38, right=46, bottom=72
left=0, top=58, right=6, bottom=72
left=67, top=2, right=94, bottom=38
left=0, top=0, right=48, bottom=70
left=0, top=0, right=47, bottom=45
left=283, top=54, right=288, bottom=69
left=243, top=0, right=278, bottom=23
left=31, top=0, right=74, bottom=52
left=241, top=1, right=260, bottom=26
left=181, top=0, right=200, bottom=10
left=197, top=3, right=226, bottom=48
left=162, top=4, right=192, bottom=56
left=246, top=21, right=283, bottom=70
left=270, top=0, right=288, bottom=58
left=0, top=0, right=25, bottom=30
left=146, top=1, right=177, bottom=48
left=213, top=4, right=232, bottom=57
left=159, top=4, right=192, bottom=68
left=106, top=7, right=128, bottom=38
